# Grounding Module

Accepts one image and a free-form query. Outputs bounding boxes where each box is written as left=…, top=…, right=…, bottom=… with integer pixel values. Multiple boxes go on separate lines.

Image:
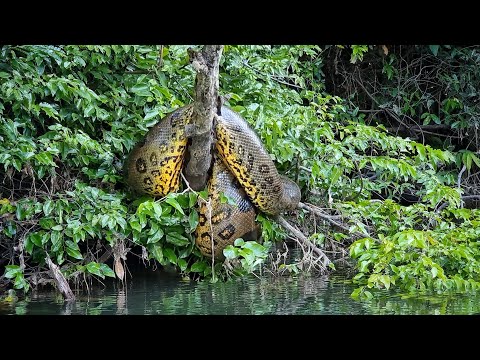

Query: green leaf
left=50, top=231, right=63, bottom=252
left=351, top=287, right=363, bottom=300
left=219, top=192, right=237, bottom=206
left=144, top=109, right=159, bottom=121
left=4, top=265, right=21, bottom=279
left=131, top=84, right=151, bottom=97
left=24, top=236, right=34, bottom=254
left=147, top=227, right=164, bottom=244
left=190, top=261, right=207, bottom=272
left=429, top=45, right=440, bottom=56
left=188, top=192, right=198, bottom=208
left=29, top=233, right=43, bottom=247
left=100, top=264, right=115, bottom=278
left=380, top=275, right=391, bottom=290
left=84, top=104, right=95, bottom=117
left=166, top=232, right=190, bottom=246
left=243, top=241, right=267, bottom=257
left=52, top=224, right=63, bottom=231
left=175, top=194, right=190, bottom=209
left=86, top=262, right=103, bottom=278
left=163, top=247, right=177, bottom=264
left=66, top=240, right=83, bottom=260
left=223, top=246, right=237, bottom=259
left=66, top=247, right=83, bottom=260
left=471, top=153, right=480, bottom=169
left=35, top=152, right=55, bottom=166
left=129, top=219, right=142, bottom=232
left=463, top=152, right=472, bottom=171
left=43, top=199, right=54, bottom=216
left=15, top=204, right=26, bottom=221
left=116, top=216, right=127, bottom=230
left=57, top=252, right=65, bottom=266
left=165, top=196, right=185, bottom=215
left=234, top=238, right=245, bottom=247
left=153, top=202, right=163, bottom=217
left=177, top=258, right=188, bottom=271
left=14, top=274, right=29, bottom=292
left=188, top=210, right=199, bottom=232
left=198, top=190, right=209, bottom=200
left=39, top=102, right=59, bottom=119
left=150, top=244, right=164, bottom=263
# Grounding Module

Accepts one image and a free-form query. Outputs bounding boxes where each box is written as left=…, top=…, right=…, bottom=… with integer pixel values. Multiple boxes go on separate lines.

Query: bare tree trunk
left=184, top=45, right=224, bottom=191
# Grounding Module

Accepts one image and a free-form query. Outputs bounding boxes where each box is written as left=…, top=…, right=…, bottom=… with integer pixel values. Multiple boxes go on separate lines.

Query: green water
left=1, top=268, right=480, bottom=315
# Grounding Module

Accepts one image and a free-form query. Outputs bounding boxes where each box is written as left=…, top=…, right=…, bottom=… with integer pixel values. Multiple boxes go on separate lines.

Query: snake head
left=278, top=175, right=301, bottom=211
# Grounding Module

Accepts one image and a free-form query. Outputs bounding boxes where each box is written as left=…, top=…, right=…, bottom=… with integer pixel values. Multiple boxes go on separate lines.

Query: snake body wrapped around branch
left=125, top=104, right=301, bottom=259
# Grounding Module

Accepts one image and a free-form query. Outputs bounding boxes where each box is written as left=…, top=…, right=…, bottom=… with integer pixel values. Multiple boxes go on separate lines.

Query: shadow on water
left=2, top=267, right=480, bottom=315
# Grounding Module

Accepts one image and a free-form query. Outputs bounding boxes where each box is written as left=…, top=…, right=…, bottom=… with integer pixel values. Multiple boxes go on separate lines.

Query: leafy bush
left=1, top=45, right=480, bottom=300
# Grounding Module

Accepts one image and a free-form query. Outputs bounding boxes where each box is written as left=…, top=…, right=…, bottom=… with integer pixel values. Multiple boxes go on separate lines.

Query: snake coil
left=125, top=104, right=301, bottom=259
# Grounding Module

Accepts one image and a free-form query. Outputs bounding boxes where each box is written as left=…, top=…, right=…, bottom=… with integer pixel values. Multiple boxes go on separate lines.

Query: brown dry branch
left=45, top=254, right=75, bottom=301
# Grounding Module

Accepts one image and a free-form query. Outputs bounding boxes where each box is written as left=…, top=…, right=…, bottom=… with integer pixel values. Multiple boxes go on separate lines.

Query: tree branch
left=298, top=202, right=368, bottom=238
left=184, top=45, right=224, bottom=191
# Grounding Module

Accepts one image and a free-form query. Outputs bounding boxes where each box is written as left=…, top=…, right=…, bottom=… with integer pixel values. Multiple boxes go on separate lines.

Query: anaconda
left=125, top=104, right=301, bottom=259
left=124, top=105, right=193, bottom=197
left=195, top=154, right=260, bottom=259
left=215, top=107, right=301, bottom=215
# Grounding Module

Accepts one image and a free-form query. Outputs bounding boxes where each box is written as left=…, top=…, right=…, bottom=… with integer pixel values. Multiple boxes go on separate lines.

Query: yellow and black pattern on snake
left=124, top=105, right=194, bottom=197
left=195, top=155, right=260, bottom=259
left=125, top=103, right=300, bottom=258
left=215, top=106, right=301, bottom=215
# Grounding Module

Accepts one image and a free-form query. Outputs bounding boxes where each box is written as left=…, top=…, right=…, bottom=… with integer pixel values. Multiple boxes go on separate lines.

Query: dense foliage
left=1, top=45, right=480, bottom=300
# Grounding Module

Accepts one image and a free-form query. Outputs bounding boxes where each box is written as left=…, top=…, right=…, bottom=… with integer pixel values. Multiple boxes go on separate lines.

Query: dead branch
left=45, top=255, right=75, bottom=301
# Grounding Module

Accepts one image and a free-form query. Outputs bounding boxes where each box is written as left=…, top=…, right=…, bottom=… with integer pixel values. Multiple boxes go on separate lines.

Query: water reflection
left=1, top=269, right=480, bottom=315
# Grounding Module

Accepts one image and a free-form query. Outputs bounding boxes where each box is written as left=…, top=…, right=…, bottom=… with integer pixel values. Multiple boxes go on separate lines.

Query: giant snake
left=124, top=104, right=301, bottom=259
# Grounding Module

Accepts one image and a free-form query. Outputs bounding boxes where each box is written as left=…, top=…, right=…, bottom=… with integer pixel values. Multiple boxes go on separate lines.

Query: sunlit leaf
left=223, top=246, right=237, bottom=259
left=86, top=262, right=103, bottom=278
left=165, top=197, right=185, bottom=215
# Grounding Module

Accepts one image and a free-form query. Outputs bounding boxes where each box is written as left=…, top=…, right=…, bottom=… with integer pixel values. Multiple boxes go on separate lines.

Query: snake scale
left=125, top=104, right=301, bottom=260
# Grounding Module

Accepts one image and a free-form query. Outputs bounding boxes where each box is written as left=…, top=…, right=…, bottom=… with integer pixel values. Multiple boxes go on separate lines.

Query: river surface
left=1, top=268, right=480, bottom=315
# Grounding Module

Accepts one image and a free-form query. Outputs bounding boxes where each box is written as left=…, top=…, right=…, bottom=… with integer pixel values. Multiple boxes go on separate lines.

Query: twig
left=353, top=73, right=426, bottom=144
left=298, top=202, right=366, bottom=238
left=157, top=45, right=164, bottom=69
left=242, top=60, right=304, bottom=89
left=458, top=165, right=466, bottom=190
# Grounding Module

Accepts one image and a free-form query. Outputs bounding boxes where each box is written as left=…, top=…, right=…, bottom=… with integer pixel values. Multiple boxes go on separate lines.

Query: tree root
left=276, top=215, right=331, bottom=273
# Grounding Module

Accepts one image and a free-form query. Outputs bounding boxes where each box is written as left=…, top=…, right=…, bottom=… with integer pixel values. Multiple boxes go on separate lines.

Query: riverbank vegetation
left=2, top=45, right=480, bottom=300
